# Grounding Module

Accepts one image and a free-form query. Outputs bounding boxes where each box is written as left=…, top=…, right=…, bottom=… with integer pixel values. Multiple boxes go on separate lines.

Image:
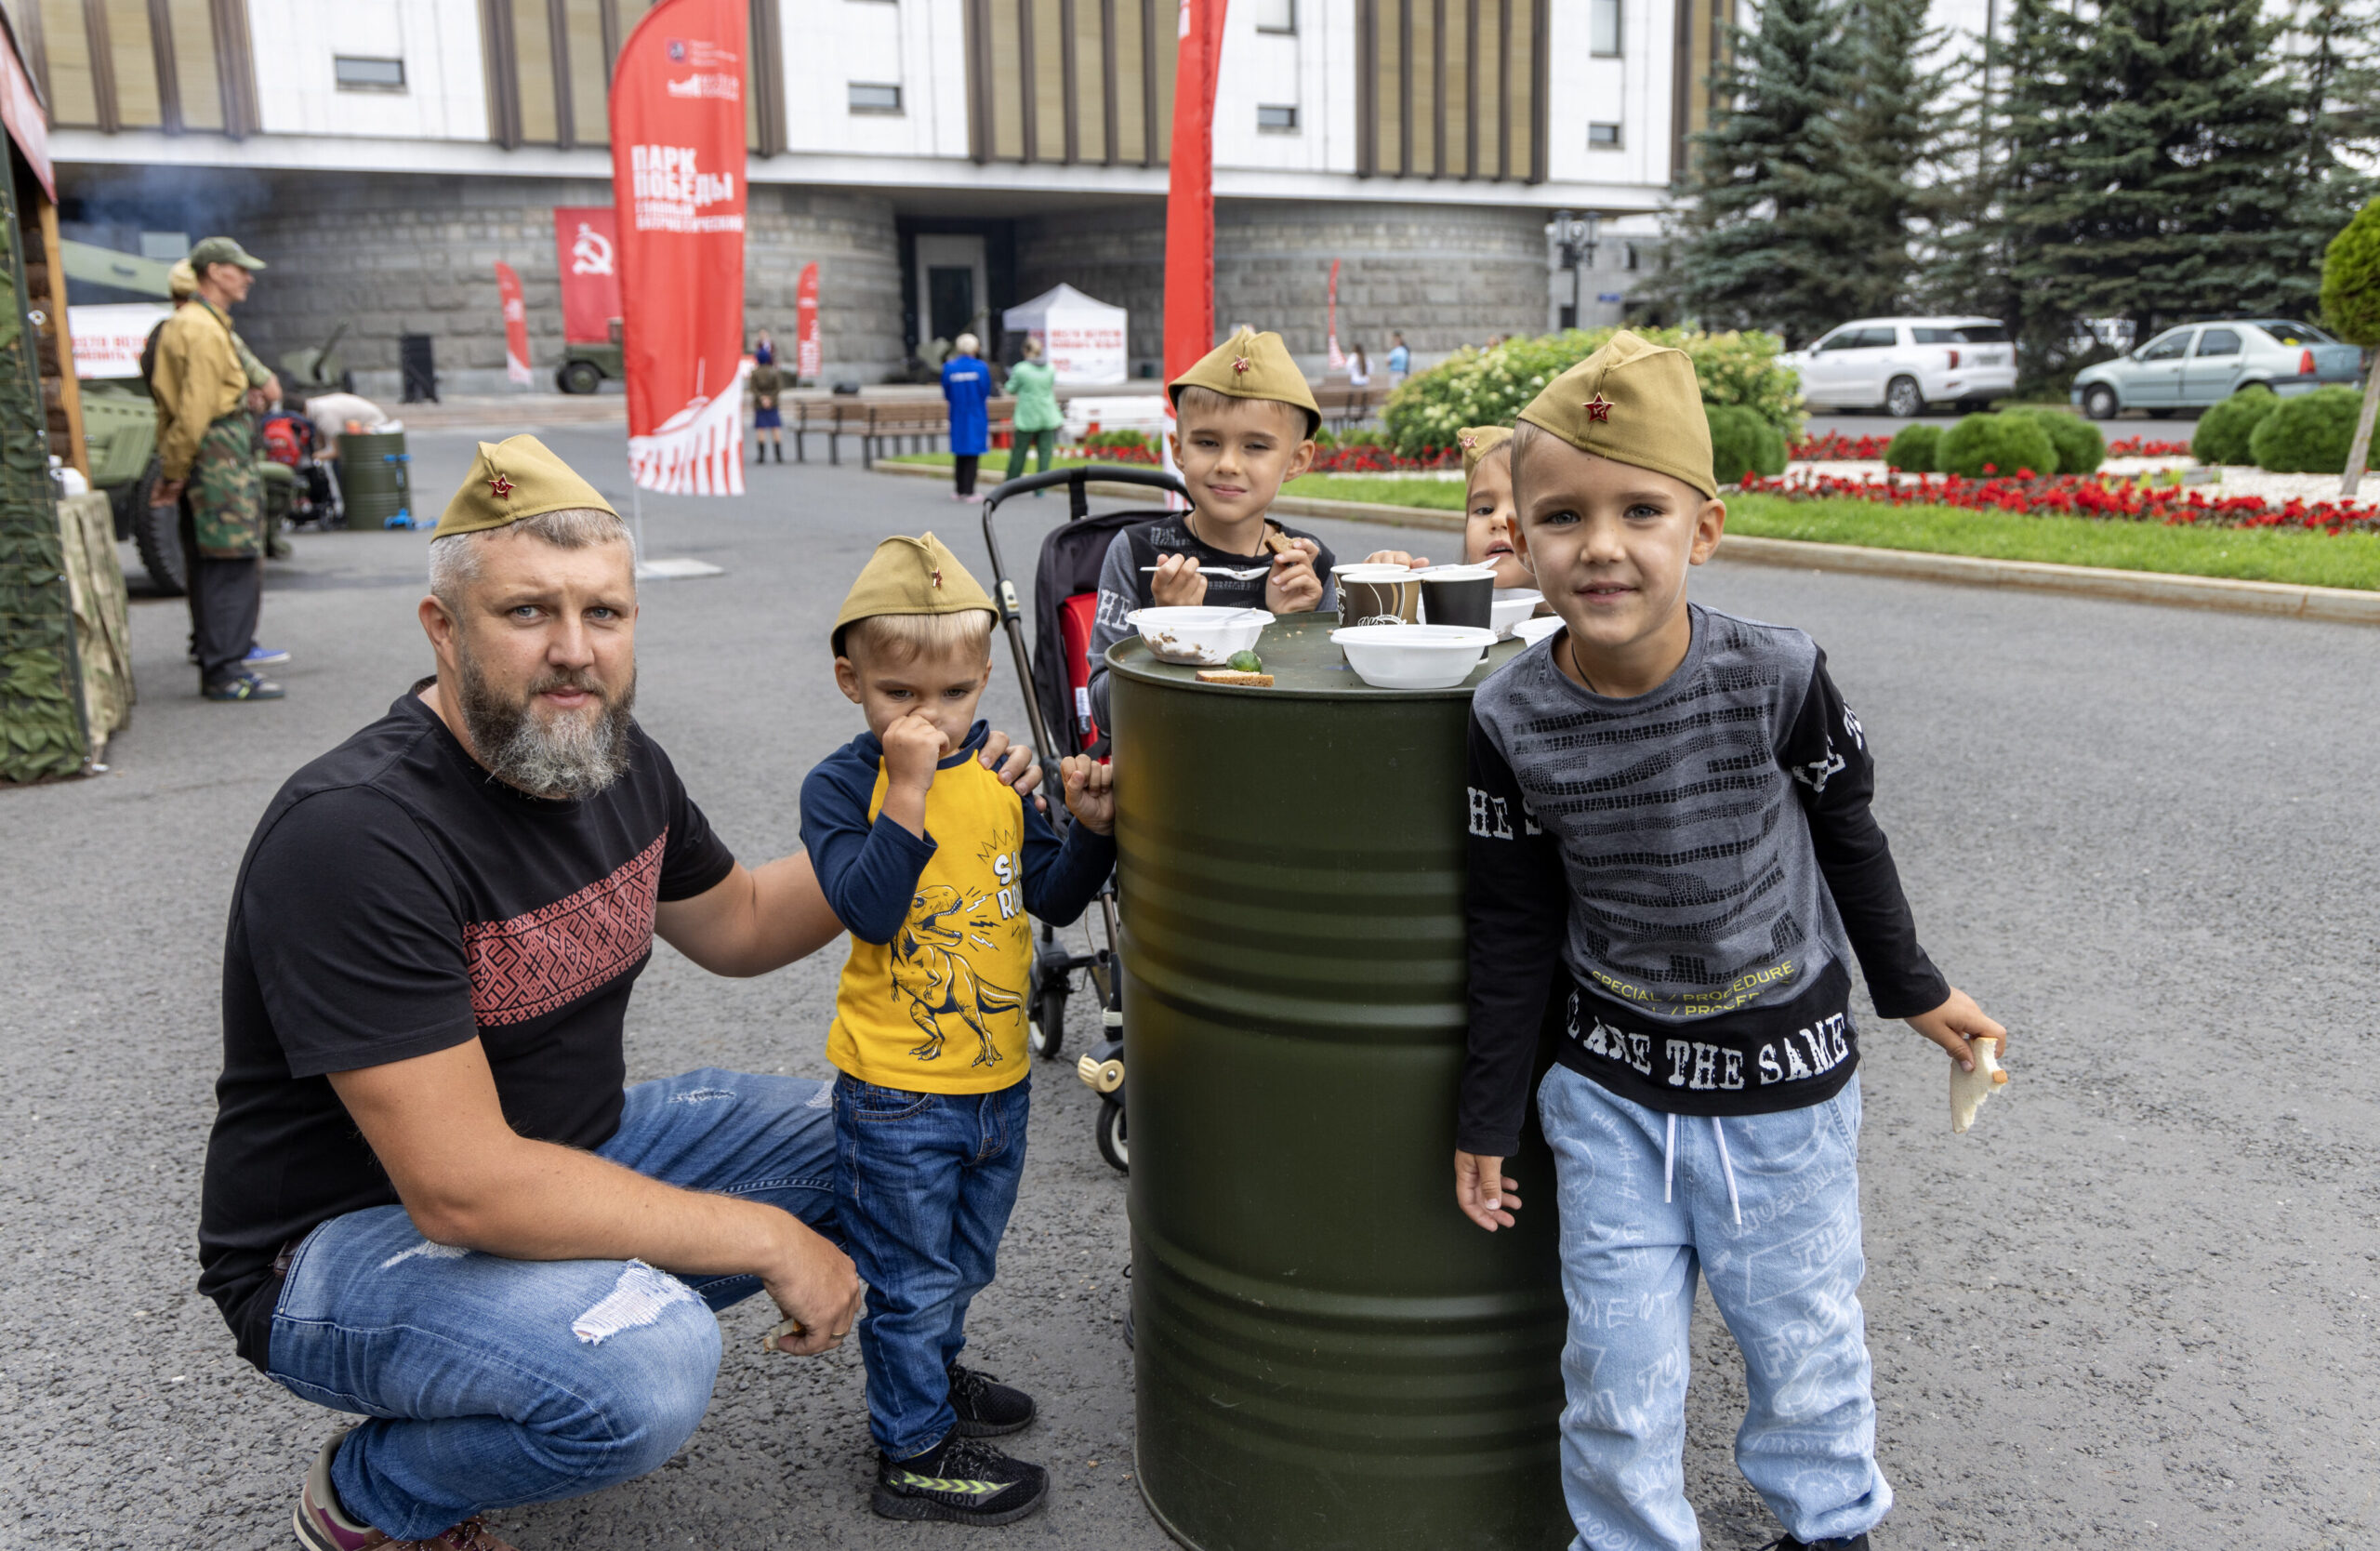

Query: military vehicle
left=555, top=318, right=624, bottom=394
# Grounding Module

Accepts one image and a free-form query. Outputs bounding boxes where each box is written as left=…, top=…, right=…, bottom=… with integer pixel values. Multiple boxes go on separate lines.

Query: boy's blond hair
left=1174, top=382, right=1313, bottom=439
left=840, top=607, right=995, bottom=666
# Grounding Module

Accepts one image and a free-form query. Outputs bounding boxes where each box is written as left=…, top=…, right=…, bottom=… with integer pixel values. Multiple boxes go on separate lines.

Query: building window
left=335, top=57, right=407, bottom=92
left=849, top=81, right=904, bottom=113
left=1622, top=243, right=1640, bottom=272
left=1257, top=103, right=1299, bottom=132
left=1253, top=0, right=1296, bottom=33
left=1590, top=0, right=1621, bottom=56
left=1588, top=122, right=1622, bottom=149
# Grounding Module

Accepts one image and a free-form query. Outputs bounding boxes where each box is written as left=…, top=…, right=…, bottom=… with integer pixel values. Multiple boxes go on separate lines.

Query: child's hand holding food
left=1150, top=552, right=1208, bottom=606
left=1059, top=754, right=1116, bottom=835
left=1264, top=537, right=1324, bottom=614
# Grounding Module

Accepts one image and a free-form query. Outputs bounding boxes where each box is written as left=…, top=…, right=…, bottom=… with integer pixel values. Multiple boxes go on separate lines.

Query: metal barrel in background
left=1107, top=615, right=1568, bottom=1551
left=335, top=430, right=412, bottom=528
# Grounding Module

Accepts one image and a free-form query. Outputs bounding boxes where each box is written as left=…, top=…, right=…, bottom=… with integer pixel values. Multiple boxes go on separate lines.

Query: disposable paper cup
left=1417, top=565, right=1496, bottom=630
left=1335, top=564, right=1421, bottom=626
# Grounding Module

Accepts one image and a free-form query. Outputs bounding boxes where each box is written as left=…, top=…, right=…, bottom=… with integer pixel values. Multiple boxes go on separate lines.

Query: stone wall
left=1015, top=198, right=1552, bottom=375
left=58, top=167, right=907, bottom=398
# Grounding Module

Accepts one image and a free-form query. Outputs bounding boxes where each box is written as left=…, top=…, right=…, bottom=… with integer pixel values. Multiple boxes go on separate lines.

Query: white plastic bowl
left=1125, top=606, right=1273, bottom=666
left=1490, top=589, right=1543, bottom=638
left=1329, top=624, right=1500, bottom=689
left=1511, top=615, right=1565, bottom=647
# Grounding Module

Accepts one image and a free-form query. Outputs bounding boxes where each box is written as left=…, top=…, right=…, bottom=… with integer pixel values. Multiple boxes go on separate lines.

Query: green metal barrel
left=1108, top=613, right=1569, bottom=1551
left=337, top=430, right=413, bottom=527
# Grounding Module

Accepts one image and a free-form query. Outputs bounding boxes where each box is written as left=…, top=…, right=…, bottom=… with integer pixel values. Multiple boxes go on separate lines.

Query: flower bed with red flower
left=2103, top=436, right=2193, bottom=458
left=1739, top=469, right=2380, bottom=536
left=1787, top=431, right=1894, bottom=461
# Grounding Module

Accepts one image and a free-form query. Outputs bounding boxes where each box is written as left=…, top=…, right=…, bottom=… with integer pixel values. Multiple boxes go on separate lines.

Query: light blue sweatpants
left=1539, top=1065, right=1890, bottom=1551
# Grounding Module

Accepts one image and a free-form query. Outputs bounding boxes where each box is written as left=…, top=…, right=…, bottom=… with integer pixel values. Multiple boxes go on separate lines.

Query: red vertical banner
left=552, top=206, right=621, bottom=344
left=1161, top=0, right=1228, bottom=505
left=1326, top=258, right=1344, bottom=371
left=796, top=262, right=821, bottom=382
left=610, top=0, right=750, bottom=495
left=495, top=262, right=533, bottom=385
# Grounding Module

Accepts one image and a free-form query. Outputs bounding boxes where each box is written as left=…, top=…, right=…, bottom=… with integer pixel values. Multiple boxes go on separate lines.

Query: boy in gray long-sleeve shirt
left=1453, top=333, right=2010, bottom=1551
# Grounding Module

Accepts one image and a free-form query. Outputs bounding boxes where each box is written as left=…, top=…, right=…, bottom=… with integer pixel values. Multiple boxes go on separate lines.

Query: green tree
left=1831, top=0, right=1946, bottom=317
left=2319, top=196, right=2380, bottom=497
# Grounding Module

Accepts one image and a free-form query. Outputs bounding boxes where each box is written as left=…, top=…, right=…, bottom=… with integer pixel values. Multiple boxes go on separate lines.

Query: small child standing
left=1452, top=335, right=2008, bottom=1551
left=1085, top=327, right=1338, bottom=735
left=1359, top=424, right=1533, bottom=593
left=800, top=534, right=1117, bottom=1527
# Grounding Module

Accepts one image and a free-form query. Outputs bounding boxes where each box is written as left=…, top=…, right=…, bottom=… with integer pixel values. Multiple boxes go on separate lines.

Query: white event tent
left=1003, top=284, right=1129, bottom=386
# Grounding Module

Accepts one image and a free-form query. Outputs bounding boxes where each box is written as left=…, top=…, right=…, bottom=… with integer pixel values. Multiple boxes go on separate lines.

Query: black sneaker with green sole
left=948, top=1362, right=1036, bottom=1437
left=873, top=1435, right=1049, bottom=1526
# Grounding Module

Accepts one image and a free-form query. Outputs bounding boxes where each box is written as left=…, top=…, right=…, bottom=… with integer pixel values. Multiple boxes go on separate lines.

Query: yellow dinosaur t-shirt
left=827, top=757, right=1034, bottom=1094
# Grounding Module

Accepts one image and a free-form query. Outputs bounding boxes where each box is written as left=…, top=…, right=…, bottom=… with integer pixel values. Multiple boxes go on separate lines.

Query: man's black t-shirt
left=196, top=683, right=737, bottom=1371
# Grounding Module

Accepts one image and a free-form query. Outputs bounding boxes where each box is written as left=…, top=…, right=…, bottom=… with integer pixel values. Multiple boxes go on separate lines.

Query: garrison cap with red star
left=1168, top=326, right=1324, bottom=437
left=1516, top=329, right=1718, bottom=498
left=433, top=434, right=619, bottom=539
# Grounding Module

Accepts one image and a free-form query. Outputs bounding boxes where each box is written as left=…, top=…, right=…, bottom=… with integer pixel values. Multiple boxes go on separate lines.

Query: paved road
left=4, top=427, right=2373, bottom=1549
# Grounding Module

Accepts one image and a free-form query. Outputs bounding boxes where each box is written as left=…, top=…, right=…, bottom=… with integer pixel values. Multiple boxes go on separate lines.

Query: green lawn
left=1725, top=495, right=2380, bottom=591
left=1281, top=473, right=1465, bottom=509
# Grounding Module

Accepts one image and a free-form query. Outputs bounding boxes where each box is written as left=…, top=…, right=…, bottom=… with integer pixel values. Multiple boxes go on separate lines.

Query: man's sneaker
left=205, top=673, right=284, bottom=702
left=872, top=1434, right=1048, bottom=1526
left=1755, top=1535, right=1871, bottom=1551
left=294, top=1433, right=518, bottom=1549
left=948, top=1362, right=1036, bottom=1437
left=246, top=644, right=292, bottom=666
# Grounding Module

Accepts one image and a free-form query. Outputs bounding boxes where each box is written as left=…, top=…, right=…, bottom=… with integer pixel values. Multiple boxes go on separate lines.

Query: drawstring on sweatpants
left=1660, top=1111, right=1745, bottom=1227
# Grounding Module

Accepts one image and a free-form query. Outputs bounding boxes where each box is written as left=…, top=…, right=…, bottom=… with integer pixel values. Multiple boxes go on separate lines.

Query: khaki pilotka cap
left=1459, top=424, right=1514, bottom=480
left=434, top=435, right=618, bottom=539
left=187, top=235, right=266, bottom=272
left=1169, top=326, right=1323, bottom=437
left=1516, top=330, right=1718, bottom=499
left=831, top=533, right=997, bottom=653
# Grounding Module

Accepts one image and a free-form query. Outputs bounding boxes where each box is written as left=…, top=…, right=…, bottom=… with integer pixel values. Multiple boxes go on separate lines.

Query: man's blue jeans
left=832, top=1072, right=1031, bottom=1460
left=266, top=1068, right=837, bottom=1541
left=1540, top=1066, right=1890, bottom=1551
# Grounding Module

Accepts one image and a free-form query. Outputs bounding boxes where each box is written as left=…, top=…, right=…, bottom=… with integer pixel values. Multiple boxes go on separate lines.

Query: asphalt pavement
left=3, top=423, right=2372, bottom=1550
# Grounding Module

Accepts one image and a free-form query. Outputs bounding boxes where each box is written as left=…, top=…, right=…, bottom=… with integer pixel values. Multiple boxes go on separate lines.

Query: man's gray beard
left=451, top=640, right=636, bottom=801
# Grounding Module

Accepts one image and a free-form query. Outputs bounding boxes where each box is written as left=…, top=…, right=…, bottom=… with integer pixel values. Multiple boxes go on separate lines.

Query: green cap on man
left=187, top=236, right=266, bottom=272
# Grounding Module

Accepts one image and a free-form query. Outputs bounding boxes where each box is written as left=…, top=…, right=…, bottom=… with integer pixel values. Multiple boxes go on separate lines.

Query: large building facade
left=14, top=0, right=1739, bottom=394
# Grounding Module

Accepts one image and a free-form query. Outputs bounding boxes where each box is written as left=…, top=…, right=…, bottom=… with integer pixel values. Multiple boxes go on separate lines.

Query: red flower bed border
left=1786, top=431, right=2196, bottom=462
left=1739, top=469, right=2380, bottom=536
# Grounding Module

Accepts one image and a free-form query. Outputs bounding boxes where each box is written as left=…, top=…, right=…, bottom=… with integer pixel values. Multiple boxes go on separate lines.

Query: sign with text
left=496, top=262, right=532, bottom=385
left=796, top=261, right=821, bottom=380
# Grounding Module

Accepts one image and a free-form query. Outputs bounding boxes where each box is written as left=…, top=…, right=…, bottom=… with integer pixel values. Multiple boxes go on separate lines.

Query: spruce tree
left=2293, top=0, right=2380, bottom=236
left=1832, top=0, right=1945, bottom=318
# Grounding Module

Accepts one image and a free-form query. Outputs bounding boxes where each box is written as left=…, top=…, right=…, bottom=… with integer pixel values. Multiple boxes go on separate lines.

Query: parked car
left=2069, top=320, right=2364, bottom=419
left=1778, top=317, right=2018, bottom=417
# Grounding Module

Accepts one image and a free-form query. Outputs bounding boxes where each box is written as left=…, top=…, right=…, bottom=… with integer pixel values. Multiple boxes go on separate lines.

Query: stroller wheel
left=1096, top=1098, right=1128, bottom=1173
left=1028, top=984, right=1066, bottom=1061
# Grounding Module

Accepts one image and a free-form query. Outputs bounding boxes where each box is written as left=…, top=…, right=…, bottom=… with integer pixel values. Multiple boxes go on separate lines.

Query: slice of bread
left=1195, top=669, right=1275, bottom=687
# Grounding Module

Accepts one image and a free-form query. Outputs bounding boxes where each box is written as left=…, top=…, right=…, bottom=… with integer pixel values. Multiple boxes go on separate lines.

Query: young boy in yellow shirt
left=1453, top=334, right=2008, bottom=1551
left=1084, top=327, right=1337, bottom=737
left=799, top=534, right=1117, bottom=1526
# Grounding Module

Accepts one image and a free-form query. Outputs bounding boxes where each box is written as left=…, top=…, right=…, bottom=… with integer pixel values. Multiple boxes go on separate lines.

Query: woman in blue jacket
left=942, top=333, right=994, bottom=502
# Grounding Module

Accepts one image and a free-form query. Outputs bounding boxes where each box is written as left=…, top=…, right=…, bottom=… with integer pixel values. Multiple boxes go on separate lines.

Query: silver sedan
left=2070, top=320, right=2364, bottom=418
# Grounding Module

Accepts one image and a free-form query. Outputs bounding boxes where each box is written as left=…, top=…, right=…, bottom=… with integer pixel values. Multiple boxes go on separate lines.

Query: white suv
left=1778, top=317, right=2019, bottom=417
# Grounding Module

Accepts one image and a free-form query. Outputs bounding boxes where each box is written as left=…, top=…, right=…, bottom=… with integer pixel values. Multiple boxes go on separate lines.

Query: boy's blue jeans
left=265, top=1068, right=837, bottom=1541
left=1540, top=1065, right=1890, bottom=1551
left=832, top=1072, right=1031, bottom=1459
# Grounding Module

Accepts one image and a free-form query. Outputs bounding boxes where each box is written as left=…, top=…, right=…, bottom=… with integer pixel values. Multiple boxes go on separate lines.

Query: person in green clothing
left=1002, top=337, right=1064, bottom=487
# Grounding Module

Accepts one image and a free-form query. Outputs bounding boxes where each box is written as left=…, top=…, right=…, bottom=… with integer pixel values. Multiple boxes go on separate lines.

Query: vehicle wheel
left=1096, top=1100, right=1129, bottom=1173
left=2147, top=407, right=2176, bottom=419
left=1884, top=376, right=1926, bottom=418
left=128, top=463, right=186, bottom=596
left=558, top=360, right=603, bottom=395
left=1027, top=980, right=1066, bottom=1061
left=2236, top=381, right=2268, bottom=398
left=2082, top=385, right=2120, bottom=421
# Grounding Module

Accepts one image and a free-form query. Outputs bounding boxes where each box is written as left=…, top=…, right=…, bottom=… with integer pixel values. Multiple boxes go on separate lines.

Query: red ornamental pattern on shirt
left=463, top=831, right=668, bottom=1025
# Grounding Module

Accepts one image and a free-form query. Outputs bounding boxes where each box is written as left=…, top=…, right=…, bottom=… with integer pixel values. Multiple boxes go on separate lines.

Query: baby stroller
left=979, top=462, right=1188, bottom=1173
left=258, top=410, right=345, bottom=529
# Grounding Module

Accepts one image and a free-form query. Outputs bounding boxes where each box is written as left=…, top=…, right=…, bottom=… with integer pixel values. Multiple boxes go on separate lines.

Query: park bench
left=1312, top=384, right=1390, bottom=434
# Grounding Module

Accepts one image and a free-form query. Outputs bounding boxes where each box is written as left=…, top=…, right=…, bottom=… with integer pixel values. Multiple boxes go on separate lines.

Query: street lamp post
left=1547, top=210, right=1602, bottom=332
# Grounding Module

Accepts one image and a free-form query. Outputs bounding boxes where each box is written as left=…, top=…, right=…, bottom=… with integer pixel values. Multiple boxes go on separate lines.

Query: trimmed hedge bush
left=1937, top=413, right=2059, bottom=479
left=1884, top=423, right=1940, bottom=471
left=1381, top=325, right=1803, bottom=455
left=2249, top=384, right=2379, bottom=472
left=2004, top=407, right=2105, bottom=474
left=2191, top=386, right=2281, bottom=466
left=1708, top=404, right=1788, bottom=485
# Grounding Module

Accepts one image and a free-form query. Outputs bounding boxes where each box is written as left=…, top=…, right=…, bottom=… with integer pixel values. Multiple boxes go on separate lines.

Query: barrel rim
left=1107, top=632, right=1520, bottom=701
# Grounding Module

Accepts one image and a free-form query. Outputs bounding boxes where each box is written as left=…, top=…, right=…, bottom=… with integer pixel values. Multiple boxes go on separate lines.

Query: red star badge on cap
left=1232, top=356, right=1251, bottom=376
left=1459, top=431, right=1478, bottom=449
left=488, top=472, right=514, bottom=498
left=931, top=567, right=944, bottom=589
left=1583, top=395, right=1615, bottom=423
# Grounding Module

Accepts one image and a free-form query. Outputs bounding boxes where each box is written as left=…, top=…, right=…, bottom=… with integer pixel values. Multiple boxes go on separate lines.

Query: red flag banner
left=553, top=206, right=621, bottom=345
left=610, top=0, right=750, bottom=495
left=1160, top=0, right=1228, bottom=503
left=495, top=261, right=533, bottom=385
left=796, top=262, right=821, bottom=382
left=1326, top=258, right=1344, bottom=372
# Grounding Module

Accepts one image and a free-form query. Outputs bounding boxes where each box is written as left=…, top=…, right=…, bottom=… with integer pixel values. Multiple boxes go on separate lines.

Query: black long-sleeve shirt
left=1459, top=607, right=1948, bottom=1150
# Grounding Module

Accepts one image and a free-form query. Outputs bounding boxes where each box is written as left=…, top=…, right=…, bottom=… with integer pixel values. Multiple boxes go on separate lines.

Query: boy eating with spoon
left=1085, top=328, right=1339, bottom=736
